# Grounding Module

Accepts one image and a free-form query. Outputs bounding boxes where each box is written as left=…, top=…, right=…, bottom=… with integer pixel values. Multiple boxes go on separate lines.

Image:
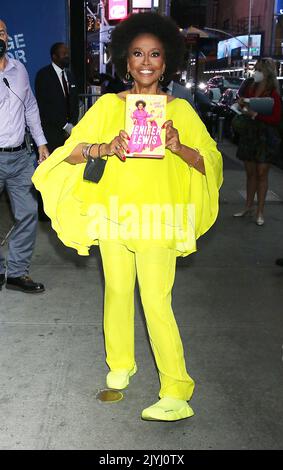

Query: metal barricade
left=217, top=116, right=225, bottom=142
left=212, top=113, right=218, bottom=138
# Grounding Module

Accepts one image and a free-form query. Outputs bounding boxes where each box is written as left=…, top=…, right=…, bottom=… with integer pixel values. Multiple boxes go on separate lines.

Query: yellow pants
left=99, top=241, right=195, bottom=401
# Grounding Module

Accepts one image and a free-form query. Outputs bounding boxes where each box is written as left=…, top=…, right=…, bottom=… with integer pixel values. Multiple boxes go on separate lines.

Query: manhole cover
left=96, top=389, right=123, bottom=403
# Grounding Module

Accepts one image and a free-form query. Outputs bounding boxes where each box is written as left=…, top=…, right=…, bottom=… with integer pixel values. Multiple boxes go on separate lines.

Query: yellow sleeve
left=176, top=100, right=223, bottom=238
left=32, top=95, right=109, bottom=255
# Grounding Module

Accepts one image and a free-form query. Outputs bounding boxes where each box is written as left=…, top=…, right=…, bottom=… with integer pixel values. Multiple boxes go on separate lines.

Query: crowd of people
left=0, top=11, right=282, bottom=422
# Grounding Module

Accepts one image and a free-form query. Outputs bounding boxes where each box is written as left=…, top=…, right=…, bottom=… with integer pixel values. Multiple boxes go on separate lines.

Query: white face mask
left=253, top=71, right=264, bottom=83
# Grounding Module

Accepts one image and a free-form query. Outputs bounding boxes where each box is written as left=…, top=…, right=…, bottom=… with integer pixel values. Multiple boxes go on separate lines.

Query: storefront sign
left=132, top=0, right=152, bottom=8
left=108, top=0, right=128, bottom=20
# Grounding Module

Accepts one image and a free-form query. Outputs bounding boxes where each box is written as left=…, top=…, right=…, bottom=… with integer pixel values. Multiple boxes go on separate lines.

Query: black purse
left=83, top=143, right=108, bottom=183
left=83, top=157, right=107, bottom=183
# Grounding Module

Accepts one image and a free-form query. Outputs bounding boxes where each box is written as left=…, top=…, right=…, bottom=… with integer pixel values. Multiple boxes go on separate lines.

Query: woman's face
left=138, top=103, right=144, bottom=109
left=253, top=61, right=266, bottom=82
left=127, top=34, right=166, bottom=88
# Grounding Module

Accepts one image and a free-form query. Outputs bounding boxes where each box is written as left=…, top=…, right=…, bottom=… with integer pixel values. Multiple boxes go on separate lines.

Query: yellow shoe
left=141, top=397, right=194, bottom=422
left=106, top=364, right=137, bottom=390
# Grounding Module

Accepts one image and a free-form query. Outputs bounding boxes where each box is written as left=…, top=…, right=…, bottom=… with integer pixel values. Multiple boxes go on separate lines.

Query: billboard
left=217, top=34, right=262, bottom=60
left=275, top=0, right=283, bottom=15
left=108, top=0, right=128, bottom=20
left=132, top=0, right=152, bottom=7
left=1, top=0, right=67, bottom=90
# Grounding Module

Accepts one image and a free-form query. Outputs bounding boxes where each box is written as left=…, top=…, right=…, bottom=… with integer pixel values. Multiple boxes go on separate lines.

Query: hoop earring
left=125, top=72, right=131, bottom=81
left=159, top=74, right=164, bottom=82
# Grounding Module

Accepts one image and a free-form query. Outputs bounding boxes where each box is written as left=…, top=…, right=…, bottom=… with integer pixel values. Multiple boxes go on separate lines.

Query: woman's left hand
left=241, top=106, right=258, bottom=119
left=163, top=120, right=182, bottom=153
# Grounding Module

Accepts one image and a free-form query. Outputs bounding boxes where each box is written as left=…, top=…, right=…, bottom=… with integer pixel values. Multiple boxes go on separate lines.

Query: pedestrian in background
left=0, top=19, right=49, bottom=293
left=35, top=42, right=79, bottom=153
left=233, top=58, right=281, bottom=226
left=35, top=42, right=79, bottom=221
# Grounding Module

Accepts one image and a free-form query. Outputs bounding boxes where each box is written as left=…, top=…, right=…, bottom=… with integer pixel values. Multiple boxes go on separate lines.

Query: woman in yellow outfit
left=32, top=12, right=223, bottom=421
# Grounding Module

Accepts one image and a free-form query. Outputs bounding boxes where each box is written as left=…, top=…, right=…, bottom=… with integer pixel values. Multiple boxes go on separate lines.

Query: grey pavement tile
left=1, top=153, right=283, bottom=449
left=32, top=223, right=102, bottom=268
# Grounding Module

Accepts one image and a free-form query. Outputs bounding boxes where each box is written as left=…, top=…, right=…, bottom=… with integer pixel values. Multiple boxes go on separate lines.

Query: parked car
left=204, top=86, right=222, bottom=103
left=218, top=88, right=238, bottom=106
left=195, top=88, right=239, bottom=141
left=206, top=75, right=244, bottom=93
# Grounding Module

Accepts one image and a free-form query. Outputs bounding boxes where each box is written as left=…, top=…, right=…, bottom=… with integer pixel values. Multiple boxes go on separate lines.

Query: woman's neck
left=252, top=80, right=269, bottom=97
left=130, top=83, right=162, bottom=95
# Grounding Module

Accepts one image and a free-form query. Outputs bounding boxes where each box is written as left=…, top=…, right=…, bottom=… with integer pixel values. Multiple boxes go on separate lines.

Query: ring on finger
left=115, top=144, right=121, bottom=150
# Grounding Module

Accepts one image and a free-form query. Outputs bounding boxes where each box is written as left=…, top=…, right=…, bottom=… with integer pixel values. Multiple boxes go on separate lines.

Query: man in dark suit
left=35, top=42, right=79, bottom=153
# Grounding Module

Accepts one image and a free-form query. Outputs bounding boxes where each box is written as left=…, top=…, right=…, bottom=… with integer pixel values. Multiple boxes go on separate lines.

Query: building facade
left=171, top=0, right=208, bottom=28
left=205, top=0, right=283, bottom=78
left=206, top=0, right=275, bottom=57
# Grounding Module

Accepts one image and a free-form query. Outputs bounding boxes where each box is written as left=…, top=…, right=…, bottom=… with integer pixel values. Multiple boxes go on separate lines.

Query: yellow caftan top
left=32, top=94, right=223, bottom=256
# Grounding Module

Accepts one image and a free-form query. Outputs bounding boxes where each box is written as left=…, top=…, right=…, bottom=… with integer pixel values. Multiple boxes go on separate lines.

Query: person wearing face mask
left=233, top=58, right=281, bottom=226
left=0, top=19, right=49, bottom=294
left=35, top=42, right=79, bottom=153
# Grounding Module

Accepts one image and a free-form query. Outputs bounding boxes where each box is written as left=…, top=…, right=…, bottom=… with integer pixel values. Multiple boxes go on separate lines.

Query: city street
left=0, top=141, right=283, bottom=450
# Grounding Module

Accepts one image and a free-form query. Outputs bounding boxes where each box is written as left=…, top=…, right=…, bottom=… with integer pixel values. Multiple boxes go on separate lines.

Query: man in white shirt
left=0, top=19, right=49, bottom=293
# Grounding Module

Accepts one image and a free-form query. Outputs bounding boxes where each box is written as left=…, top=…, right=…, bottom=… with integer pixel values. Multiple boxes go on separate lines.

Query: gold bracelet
left=82, top=143, right=99, bottom=161
left=189, top=148, right=201, bottom=167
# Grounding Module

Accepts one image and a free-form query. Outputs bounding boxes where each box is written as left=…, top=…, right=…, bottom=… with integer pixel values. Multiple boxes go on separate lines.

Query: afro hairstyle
left=110, top=12, right=185, bottom=83
left=135, top=100, right=146, bottom=108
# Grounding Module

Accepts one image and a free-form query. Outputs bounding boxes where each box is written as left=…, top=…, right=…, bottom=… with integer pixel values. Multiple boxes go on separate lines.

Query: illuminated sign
left=275, top=0, right=283, bottom=15
left=132, top=0, right=152, bottom=7
left=217, top=34, right=262, bottom=59
left=108, top=0, right=128, bottom=20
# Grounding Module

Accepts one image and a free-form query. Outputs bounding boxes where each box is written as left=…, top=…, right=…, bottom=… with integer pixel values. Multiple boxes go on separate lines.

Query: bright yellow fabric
left=100, top=240, right=195, bottom=401
left=32, top=93, right=223, bottom=256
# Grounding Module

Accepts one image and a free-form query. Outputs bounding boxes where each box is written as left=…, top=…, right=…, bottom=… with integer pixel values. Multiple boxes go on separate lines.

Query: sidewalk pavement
left=0, top=141, right=283, bottom=450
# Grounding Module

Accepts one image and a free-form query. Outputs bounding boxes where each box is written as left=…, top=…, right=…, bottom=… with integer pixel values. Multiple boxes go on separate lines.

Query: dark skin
left=52, top=44, right=69, bottom=69
left=65, top=34, right=205, bottom=175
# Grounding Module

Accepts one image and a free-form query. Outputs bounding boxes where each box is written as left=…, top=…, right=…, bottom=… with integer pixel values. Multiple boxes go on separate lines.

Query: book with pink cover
left=125, top=94, right=167, bottom=158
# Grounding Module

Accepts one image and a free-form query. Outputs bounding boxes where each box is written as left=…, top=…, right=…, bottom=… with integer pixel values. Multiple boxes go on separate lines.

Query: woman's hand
left=238, top=97, right=245, bottom=108
left=241, top=105, right=258, bottom=119
left=105, top=130, right=130, bottom=161
left=163, top=120, right=182, bottom=154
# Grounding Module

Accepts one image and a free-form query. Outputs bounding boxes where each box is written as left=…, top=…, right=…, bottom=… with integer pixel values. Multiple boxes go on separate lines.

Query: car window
left=224, top=78, right=243, bottom=87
